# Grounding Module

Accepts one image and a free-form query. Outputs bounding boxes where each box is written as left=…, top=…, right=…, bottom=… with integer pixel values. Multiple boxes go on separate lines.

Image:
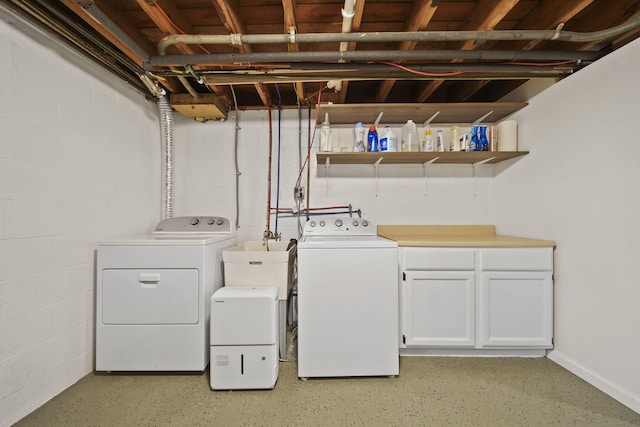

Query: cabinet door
left=403, top=271, right=475, bottom=348
left=478, top=272, right=553, bottom=348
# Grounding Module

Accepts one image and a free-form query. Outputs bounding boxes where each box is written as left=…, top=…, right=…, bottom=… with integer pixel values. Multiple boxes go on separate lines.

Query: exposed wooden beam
left=400, top=0, right=440, bottom=52
left=282, top=0, right=296, bottom=31
left=211, top=0, right=269, bottom=106
left=416, top=0, right=520, bottom=102
left=58, top=0, right=184, bottom=93
left=59, top=0, right=154, bottom=65
left=511, top=0, right=595, bottom=51
left=281, top=0, right=305, bottom=102
left=339, top=0, right=366, bottom=104
left=374, top=0, right=438, bottom=102
left=453, top=0, right=593, bottom=102
left=449, top=80, right=492, bottom=102
left=137, top=0, right=229, bottom=102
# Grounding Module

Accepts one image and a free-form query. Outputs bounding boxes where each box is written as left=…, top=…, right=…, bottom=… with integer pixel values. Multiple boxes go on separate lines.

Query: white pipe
left=339, top=0, right=356, bottom=56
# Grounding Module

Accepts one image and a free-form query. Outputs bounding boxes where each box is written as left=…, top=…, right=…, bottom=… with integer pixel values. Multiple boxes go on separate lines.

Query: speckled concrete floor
left=14, top=357, right=640, bottom=427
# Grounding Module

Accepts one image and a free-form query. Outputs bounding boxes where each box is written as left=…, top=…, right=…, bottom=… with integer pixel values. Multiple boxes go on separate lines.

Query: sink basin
left=222, top=240, right=296, bottom=300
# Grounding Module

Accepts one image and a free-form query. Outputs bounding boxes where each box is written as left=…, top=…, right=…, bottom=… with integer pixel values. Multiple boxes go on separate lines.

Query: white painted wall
left=174, top=112, right=495, bottom=242
left=492, top=38, right=640, bottom=413
left=0, top=13, right=160, bottom=427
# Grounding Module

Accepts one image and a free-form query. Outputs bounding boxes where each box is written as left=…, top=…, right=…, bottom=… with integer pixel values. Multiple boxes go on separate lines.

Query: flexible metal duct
left=158, top=95, right=175, bottom=219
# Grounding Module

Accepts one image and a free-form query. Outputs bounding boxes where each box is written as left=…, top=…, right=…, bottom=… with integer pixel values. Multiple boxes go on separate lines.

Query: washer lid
left=299, top=235, right=397, bottom=249
left=153, top=216, right=232, bottom=237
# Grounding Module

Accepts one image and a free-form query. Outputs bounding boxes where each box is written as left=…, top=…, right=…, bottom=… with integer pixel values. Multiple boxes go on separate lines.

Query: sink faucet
left=263, top=229, right=281, bottom=250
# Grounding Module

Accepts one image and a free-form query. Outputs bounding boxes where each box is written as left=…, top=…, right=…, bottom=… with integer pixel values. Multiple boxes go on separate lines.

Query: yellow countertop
left=377, top=225, right=556, bottom=248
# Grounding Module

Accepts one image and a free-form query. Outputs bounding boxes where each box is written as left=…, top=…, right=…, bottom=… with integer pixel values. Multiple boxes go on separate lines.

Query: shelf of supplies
left=316, top=151, right=528, bottom=165
left=316, top=102, right=527, bottom=125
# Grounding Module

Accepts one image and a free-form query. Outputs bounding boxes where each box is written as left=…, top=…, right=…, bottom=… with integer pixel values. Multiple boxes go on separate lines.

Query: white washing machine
left=96, top=216, right=236, bottom=372
left=297, top=216, right=399, bottom=379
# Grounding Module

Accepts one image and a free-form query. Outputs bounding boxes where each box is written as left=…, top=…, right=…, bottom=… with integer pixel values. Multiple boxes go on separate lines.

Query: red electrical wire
left=264, top=84, right=273, bottom=232
left=377, top=61, right=466, bottom=77
left=295, top=82, right=324, bottom=188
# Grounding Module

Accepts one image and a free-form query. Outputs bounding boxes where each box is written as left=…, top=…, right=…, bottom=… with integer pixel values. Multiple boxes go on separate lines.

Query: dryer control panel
left=303, top=216, right=376, bottom=236
left=153, top=216, right=232, bottom=237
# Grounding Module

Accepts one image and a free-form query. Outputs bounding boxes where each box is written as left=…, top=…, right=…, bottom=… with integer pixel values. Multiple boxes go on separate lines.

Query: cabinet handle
left=138, top=273, right=161, bottom=284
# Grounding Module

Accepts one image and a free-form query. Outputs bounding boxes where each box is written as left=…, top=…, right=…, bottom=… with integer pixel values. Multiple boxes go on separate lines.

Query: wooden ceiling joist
left=136, top=0, right=230, bottom=103
left=58, top=0, right=183, bottom=94
left=211, top=0, right=269, bottom=107
left=282, top=0, right=305, bottom=102
left=374, top=0, right=439, bottom=103
left=452, top=0, right=594, bottom=102
left=416, top=0, right=520, bottom=103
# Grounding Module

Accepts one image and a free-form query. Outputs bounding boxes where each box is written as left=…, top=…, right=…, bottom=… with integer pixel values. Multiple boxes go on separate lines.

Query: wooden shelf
left=317, top=102, right=527, bottom=125
left=316, top=151, right=528, bottom=165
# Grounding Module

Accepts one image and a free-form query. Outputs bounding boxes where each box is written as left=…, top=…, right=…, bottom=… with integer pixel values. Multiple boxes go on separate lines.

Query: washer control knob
left=217, top=218, right=224, bottom=225
left=190, top=217, right=200, bottom=226
left=319, top=220, right=326, bottom=227
left=362, top=220, right=369, bottom=227
left=352, top=220, right=359, bottom=227
left=309, top=221, right=316, bottom=227
left=335, top=219, right=343, bottom=227
left=207, top=218, right=215, bottom=225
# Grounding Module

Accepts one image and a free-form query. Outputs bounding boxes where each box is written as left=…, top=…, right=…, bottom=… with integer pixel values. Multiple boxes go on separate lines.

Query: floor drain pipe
left=158, top=95, right=175, bottom=219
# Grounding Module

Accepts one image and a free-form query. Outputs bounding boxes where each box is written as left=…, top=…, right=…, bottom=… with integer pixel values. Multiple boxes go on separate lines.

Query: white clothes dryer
left=96, top=216, right=236, bottom=372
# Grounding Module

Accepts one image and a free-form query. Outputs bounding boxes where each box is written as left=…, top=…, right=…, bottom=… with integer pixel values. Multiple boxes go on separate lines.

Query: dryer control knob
left=352, top=220, right=359, bottom=226
left=309, top=221, right=316, bottom=227
left=217, top=218, right=224, bottom=225
left=190, top=217, right=200, bottom=226
left=207, top=218, right=215, bottom=225
left=362, top=220, right=369, bottom=227
left=319, top=220, right=326, bottom=227
left=335, top=219, right=343, bottom=227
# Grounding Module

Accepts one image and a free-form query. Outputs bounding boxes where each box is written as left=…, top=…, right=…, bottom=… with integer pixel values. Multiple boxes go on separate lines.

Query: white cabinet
left=478, top=248, right=553, bottom=349
left=399, top=246, right=553, bottom=354
left=404, top=271, right=475, bottom=347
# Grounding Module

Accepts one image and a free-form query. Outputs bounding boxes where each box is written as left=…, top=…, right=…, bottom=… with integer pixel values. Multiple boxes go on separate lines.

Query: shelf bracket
left=473, top=110, right=494, bottom=125
left=373, top=157, right=383, bottom=197
left=472, top=156, right=495, bottom=197
left=325, top=156, right=330, bottom=196
left=422, top=111, right=440, bottom=128
left=422, top=157, right=439, bottom=197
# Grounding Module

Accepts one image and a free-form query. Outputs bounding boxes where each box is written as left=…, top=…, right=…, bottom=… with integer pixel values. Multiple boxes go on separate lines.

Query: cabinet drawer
left=480, top=248, right=552, bottom=271
left=403, top=248, right=476, bottom=270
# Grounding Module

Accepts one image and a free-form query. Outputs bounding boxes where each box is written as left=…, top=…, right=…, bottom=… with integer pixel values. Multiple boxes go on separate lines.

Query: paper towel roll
left=497, top=120, right=518, bottom=151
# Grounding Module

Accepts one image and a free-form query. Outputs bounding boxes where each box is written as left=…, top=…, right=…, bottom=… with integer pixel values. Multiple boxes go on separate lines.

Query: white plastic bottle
left=401, top=119, right=419, bottom=152
left=353, top=122, right=366, bottom=152
left=450, top=125, right=460, bottom=151
left=387, top=127, right=398, bottom=152
left=436, top=129, right=444, bottom=152
left=319, top=113, right=333, bottom=152
left=379, top=126, right=398, bottom=152
left=422, top=127, right=434, bottom=152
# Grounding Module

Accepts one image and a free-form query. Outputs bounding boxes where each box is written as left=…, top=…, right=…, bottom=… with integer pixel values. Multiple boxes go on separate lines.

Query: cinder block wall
left=0, top=14, right=160, bottom=426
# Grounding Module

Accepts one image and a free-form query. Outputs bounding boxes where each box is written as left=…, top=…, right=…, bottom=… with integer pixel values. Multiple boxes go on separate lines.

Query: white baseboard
left=547, top=350, right=640, bottom=415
